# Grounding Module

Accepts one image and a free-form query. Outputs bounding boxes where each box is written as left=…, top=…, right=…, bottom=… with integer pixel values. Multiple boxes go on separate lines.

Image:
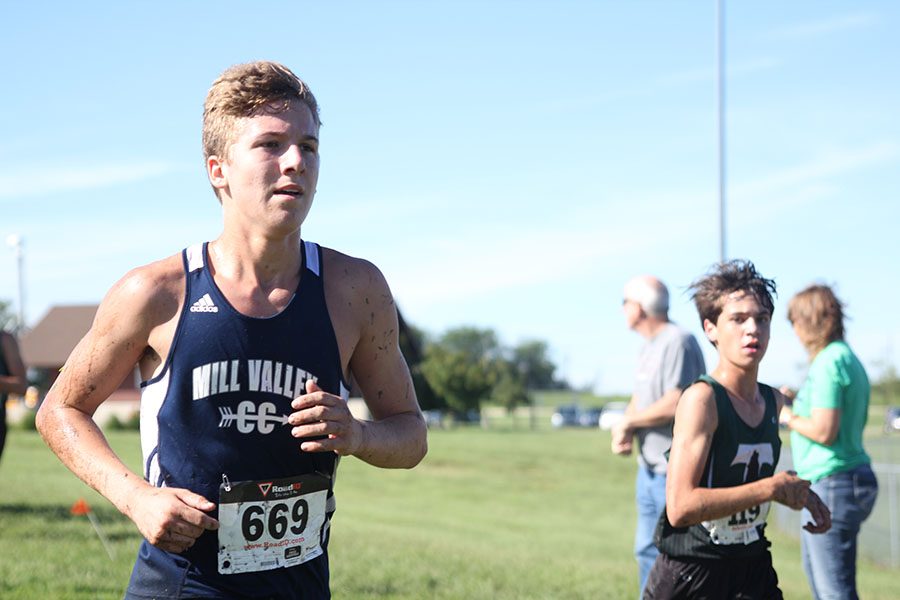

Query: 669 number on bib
left=218, top=474, right=330, bottom=575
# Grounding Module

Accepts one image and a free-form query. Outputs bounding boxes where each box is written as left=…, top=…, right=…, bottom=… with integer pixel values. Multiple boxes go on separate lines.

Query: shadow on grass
left=0, top=502, right=137, bottom=541
left=0, top=503, right=73, bottom=520
left=0, top=502, right=125, bottom=519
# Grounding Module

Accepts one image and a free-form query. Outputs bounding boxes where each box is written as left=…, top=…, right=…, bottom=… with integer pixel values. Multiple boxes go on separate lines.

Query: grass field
left=0, top=425, right=897, bottom=599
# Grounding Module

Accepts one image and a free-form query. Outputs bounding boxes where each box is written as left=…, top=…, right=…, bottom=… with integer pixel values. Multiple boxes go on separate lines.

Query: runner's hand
left=778, top=406, right=795, bottom=427
left=802, top=490, right=832, bottom=534
left=770, top=470, right=810, bottom=510
left=778, top=385, right=797, bottom=401
left=290, top=379, right=365, bottom=456
left=130, top=486, right=218, bottom=553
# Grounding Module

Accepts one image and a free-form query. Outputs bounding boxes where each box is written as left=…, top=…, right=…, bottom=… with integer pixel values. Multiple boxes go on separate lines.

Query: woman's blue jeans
left=801, top=464, right=878, bottom=600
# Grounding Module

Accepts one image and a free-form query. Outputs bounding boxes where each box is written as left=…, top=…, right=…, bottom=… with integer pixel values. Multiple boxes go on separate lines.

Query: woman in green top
left=780, top=285, right=878, bottom=600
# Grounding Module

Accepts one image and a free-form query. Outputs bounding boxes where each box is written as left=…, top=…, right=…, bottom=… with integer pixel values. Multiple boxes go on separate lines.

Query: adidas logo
left=190, top=293, right=219, bottom=313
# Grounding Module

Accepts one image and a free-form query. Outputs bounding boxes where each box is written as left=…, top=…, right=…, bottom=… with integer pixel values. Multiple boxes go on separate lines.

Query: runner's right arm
left=36, top=261, right=218, bottom=553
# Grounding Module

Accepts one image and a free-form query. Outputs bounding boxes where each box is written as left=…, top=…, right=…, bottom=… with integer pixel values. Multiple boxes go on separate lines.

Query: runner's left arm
left=289, top=260, right=427, bottom=468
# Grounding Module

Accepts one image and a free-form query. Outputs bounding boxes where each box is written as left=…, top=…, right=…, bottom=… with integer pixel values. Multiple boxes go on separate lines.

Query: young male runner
left=643, top=260, right=830, bottom=599
left=37, top=61, right=427, bottom=599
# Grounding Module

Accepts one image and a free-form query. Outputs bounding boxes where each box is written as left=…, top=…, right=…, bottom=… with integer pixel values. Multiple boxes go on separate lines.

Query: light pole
left=716, top=0, right=727, bottom=262
left=5, top=234, right=25, bottom=334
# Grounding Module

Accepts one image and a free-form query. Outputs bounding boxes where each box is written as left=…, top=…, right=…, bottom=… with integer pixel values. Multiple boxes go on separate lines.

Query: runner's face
left=212, top=102, right=320, bottom=234
left=704, top=291, right=771, bottom=368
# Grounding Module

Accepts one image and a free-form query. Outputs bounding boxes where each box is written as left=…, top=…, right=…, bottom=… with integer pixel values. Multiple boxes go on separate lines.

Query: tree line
left=399, top=323, right=567, bottom=418
left=0, top=301, right=567, bottom=417
left=7, top=298, right=898, bottom=411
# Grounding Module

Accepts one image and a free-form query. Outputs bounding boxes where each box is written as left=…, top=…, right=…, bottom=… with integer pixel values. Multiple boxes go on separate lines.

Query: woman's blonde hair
left=787, top=284, right=845, bottom=355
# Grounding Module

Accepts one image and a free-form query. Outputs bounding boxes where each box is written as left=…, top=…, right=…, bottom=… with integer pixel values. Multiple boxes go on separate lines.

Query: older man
left=611, top=275, right=705, bottom=596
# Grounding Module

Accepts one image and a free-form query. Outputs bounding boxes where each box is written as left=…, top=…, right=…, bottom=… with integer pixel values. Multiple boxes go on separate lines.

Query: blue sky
left=2, top=1, right=898, bottom=394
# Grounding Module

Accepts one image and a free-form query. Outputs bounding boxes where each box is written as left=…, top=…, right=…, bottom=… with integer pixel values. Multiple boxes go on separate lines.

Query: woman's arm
left=0, top=333, right=28, bottom=395
left=780, top=405, right=841, bottom=445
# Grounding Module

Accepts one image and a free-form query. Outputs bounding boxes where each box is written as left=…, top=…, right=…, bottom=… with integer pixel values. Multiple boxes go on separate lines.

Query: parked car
left=423, top=410, right=445, bottom=429
left=551, top=404, right=603, bottom=428
left=578, top=407, right=603, bottom=428
left=450, top=409, right=482, bottom=425
left=884, top=406, right=900, bottom=433
left=551, top=404, right=581, bottom=428
left=598, top=401, right=628, bottom=430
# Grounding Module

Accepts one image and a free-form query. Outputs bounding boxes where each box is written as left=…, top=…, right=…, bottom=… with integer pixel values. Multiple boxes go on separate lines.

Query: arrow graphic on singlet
left=218, top=406, right=290, bottom=429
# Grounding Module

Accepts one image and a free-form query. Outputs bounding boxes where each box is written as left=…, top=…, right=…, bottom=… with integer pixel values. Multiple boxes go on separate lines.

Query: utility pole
left=6, top=234, right=25, bottom=334
left=716, top=0, right=727, bottom=262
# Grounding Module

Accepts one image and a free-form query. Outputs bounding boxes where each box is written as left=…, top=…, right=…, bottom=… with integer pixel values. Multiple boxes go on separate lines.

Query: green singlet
left=654, top=374, right=781, bottom=559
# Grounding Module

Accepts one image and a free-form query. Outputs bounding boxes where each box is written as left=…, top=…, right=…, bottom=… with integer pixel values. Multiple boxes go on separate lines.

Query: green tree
left=421, top=327, right=501, bottom=417
left=0, top=300, right=16, bottom=332
left=441, top=327, right=501, bottom=360
left=397, top=316, right=443, bottom=410
left=492, top=360, right=530, bottom=414
left=511, top=340, right=562, bottom=390
left=871, top=364, right=899, bottom=406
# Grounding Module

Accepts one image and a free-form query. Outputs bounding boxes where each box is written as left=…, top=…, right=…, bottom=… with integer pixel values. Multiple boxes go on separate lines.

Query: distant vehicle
left=598, top=401, right=628, bottom=430
left=885, top=406, right=900, bottom=433
left=551, top=404, right=580, bottom=428
left=579, top=407, right=603, bottom=428
left=551, top=404, right=603, bottom=428
left=423, top=410, right=445, bottom=429
left=451, top=409, right=482, bottom=425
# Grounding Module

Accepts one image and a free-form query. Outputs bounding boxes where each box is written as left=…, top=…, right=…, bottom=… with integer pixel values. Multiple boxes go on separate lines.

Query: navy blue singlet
left=126, top=241, right=348, bottom=599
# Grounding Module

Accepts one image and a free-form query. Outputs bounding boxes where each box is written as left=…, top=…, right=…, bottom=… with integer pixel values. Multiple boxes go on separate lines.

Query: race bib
left=217, top=473, right=330, bottom=574
left=701, top=501, right=770, bottom=545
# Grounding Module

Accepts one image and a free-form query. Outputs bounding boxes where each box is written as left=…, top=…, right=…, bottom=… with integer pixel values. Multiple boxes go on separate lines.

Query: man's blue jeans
left=801, top=464, right=878, bottom=600
left=635, top=466, right=666, bottom=597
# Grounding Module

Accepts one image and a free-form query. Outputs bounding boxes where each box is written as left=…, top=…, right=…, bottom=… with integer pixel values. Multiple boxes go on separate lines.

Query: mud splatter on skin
left=376, top=327, right=395, bottom=352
